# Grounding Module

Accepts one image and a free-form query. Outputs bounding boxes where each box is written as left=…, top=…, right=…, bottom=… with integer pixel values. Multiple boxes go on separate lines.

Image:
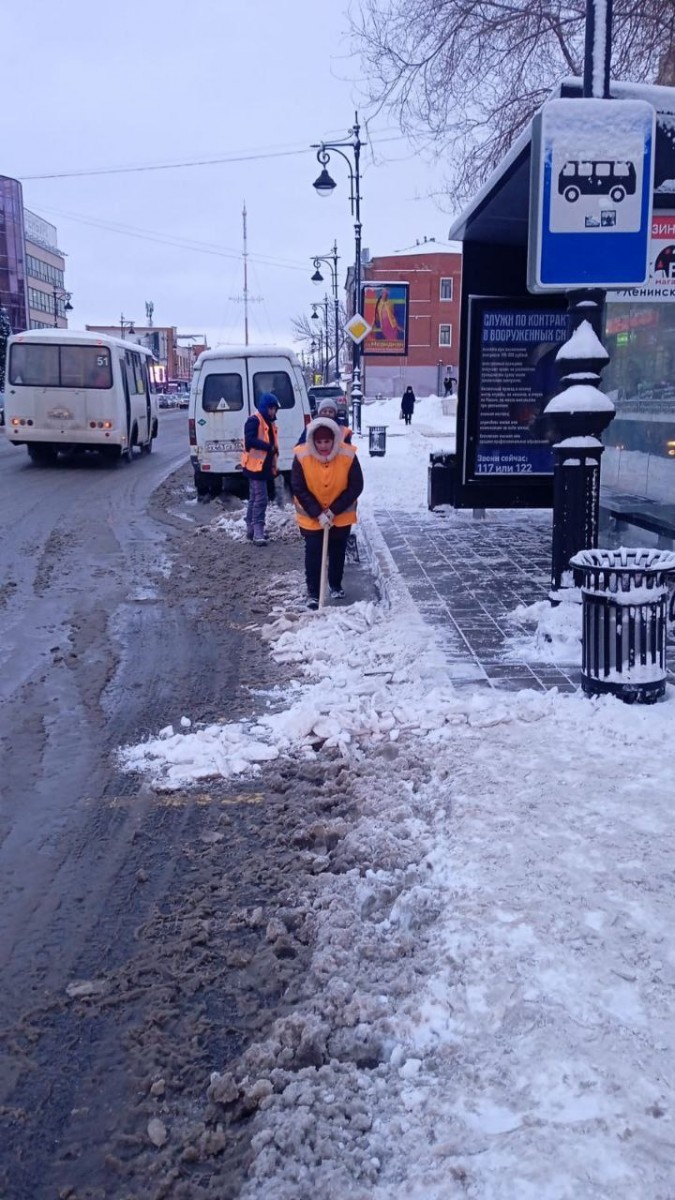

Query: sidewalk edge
left=357, top=505, right=421, bottom=617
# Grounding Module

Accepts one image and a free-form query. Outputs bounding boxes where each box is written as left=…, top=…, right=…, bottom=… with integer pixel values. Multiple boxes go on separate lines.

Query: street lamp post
left=52, top=286, right=73, bottom=329
left=119, top=313, right=135, bottom=340
left=312, top=115, right=364, bottom=432
left=311, top=297, right=331, bottom=382
left=311, top=240, right=341, bottom=382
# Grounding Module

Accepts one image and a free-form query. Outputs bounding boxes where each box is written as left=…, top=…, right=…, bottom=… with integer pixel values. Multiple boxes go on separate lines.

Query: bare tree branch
left=350, top=0, right=668, bottom=201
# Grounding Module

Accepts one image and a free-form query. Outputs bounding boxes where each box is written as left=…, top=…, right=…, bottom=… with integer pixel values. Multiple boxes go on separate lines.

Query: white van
left=5, top=329, right=158, bottom=464
left=188, top=346, right=311, bottom=493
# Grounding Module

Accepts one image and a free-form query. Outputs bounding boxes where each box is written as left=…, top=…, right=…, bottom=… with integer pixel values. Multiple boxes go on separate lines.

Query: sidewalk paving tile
left=375, top=508, right=579, bottom=694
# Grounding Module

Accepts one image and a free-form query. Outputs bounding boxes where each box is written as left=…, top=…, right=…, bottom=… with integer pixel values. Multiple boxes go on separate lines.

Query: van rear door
left=195, top=358, right=248, bottom=468
left=247, top=357, right=305, bottom=471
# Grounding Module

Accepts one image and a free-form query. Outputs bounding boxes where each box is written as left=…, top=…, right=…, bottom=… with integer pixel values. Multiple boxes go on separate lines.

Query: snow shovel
left=318, top=523, right=330, bottom=609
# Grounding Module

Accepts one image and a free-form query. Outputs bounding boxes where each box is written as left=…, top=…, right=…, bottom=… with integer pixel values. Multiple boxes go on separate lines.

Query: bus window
left=9, top=343, right=59, bottom=386
left=578, top=162, right=592, bottom=176
left=61, top=346, right=112, bottom=389
left=596, top=162, right=611, bottom=177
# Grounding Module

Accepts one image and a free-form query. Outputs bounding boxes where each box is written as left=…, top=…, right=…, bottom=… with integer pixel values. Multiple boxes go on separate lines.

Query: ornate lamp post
left=119, top=313, right=135, bottom=340
left=312, top=115, right=364, bottom=430
left=311, top=240, right=341, bottom=381
left=52, top=286, right=73, bottom=328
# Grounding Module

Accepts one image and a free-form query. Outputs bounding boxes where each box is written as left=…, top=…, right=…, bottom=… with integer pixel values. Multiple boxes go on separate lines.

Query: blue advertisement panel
left=469, top=298, right=568, bottom=478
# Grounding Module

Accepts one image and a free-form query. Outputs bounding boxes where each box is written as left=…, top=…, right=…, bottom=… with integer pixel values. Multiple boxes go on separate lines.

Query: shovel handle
left=318, top=524, right=330, bottom=609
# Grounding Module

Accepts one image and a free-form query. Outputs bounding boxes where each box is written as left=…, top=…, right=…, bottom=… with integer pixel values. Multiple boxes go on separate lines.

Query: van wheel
left=28, top=444, right=58, bottom=466
left=194, top=467, right=211, bottom=496
left=564, top=185, right=580, bottom=202
left=610, top=185, right=625, bottom=203
left=141, top=438, right=153, bottom=455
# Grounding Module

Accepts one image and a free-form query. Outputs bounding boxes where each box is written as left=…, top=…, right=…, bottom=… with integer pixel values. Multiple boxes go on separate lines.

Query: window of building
left=28, top=287, right=55, bottom=315
left=202, top=373, right=244, bottom=412
left=26, top=253, right=65, bottom=289
left=439, top=277, right=453, bottom=301
left=439, top=324, right=452, bottom=346
left=253, top=371, right=295, bottom=408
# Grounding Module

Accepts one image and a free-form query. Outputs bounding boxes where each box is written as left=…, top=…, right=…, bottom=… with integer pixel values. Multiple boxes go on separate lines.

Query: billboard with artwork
left=361, top=282, right=409, bottom=356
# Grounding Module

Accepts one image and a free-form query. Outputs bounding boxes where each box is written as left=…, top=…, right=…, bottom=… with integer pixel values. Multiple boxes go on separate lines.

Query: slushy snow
left=119, top=395, right=675, bottom=1198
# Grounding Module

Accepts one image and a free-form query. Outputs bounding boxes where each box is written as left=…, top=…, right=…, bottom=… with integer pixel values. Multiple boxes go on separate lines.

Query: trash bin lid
left=570, top=547, right=675, bottom=573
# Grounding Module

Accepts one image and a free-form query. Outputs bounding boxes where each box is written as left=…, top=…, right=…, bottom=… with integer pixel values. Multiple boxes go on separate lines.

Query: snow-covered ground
left=120, top=398, right=675, bottom=1197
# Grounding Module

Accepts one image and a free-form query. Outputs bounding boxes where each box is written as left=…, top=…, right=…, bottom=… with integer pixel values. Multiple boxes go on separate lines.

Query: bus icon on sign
left=558, top=160, right=637, bottom=204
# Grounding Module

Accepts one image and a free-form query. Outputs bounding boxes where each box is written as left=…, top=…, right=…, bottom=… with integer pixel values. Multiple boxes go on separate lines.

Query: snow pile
left=208, top=686, right=675, bottom=1200
left=211, top=502, right=300, bottom=544
left=118, top=600, right=454, bottom=788
left=504, top=591, right=583, bottom=665
left=357, top=394, right=456, bottom=514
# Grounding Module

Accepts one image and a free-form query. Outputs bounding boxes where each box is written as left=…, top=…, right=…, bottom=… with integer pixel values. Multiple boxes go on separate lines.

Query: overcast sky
left=4, top=0, right=452, bottom=349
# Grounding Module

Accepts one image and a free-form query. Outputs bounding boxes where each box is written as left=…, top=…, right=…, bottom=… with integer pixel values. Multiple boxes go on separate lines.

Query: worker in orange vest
left=291, top=417, right=364, bottom=609
left=241, top=392, right=279, bottom=545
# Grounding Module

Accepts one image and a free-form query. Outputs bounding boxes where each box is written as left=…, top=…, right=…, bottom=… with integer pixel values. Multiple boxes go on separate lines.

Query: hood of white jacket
left=305, top=417, right=342, bottom=462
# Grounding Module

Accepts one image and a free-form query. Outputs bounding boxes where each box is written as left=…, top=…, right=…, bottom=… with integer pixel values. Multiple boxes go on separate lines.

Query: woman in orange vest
left=241, top=393, right=279, bottom=545
left=291, top=417, right=364, bottom=609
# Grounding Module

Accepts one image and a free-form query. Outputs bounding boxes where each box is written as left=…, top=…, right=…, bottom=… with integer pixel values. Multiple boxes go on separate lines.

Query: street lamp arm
left=314, top=145, right=359, bottom=214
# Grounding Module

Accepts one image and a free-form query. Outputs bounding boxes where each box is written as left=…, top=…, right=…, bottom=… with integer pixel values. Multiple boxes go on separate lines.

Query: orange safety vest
left=293, top=441, right=358, bottom=531
left=240, top=411, right=279, bottom=474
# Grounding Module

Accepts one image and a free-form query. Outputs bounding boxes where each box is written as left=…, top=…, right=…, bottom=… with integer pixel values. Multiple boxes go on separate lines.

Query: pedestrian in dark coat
left=401, top=386, right=416, bottom=425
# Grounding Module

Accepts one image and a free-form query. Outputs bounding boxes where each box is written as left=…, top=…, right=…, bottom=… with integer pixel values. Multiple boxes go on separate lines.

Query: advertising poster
left=609, top=213, right=675, bottom=302
left=470, top=299, right=568, bottom=477
left=361, top=282, right=409, bottom=356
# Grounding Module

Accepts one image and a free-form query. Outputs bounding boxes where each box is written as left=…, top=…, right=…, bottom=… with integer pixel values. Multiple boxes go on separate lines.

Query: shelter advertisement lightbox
left=361, top=282, right=409, bottom=356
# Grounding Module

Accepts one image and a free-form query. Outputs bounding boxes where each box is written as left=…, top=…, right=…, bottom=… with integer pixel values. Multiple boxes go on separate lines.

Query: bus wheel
left=610, top=185, right=625, bottom=203
left=564, top=185, right=580, bottom=202
left=28, top=444, right=57, bottom=465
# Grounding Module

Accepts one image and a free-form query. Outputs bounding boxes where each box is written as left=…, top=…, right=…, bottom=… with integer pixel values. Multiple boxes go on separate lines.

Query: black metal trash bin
left=428, top=452, right=456, bottom=510
left=570, top=547, right=675, bottom=704
left=368, top=426, right=387, bottom=457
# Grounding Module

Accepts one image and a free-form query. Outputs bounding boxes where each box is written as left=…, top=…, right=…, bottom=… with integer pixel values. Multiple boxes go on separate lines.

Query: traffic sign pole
left=543, top=0, right=620, bottom=598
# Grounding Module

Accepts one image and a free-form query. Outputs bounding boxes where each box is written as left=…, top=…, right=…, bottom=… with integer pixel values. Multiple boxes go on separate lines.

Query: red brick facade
left=360, top=246, right=462, bottom=396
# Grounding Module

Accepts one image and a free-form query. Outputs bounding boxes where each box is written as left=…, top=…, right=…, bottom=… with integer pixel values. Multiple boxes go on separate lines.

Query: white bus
left=4, top=329, right=159, bottom=465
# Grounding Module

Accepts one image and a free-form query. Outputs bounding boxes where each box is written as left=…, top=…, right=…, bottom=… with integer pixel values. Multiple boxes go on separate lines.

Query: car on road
left=307, top=383, right=349, bottom=424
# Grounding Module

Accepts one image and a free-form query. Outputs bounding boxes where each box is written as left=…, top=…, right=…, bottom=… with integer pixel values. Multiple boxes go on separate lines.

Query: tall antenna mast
left=229, top=200, right=262, bottom=344
left=242, top=203, right=249, bottom=346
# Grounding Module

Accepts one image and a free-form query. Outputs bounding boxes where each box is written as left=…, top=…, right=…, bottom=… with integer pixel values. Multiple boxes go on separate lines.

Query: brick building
left=348, top=240, right=462, bottom=397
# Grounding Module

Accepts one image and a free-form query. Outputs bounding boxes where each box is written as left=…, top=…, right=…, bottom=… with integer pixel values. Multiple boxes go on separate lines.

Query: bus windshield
left=9, top=343, right=113, bottom=389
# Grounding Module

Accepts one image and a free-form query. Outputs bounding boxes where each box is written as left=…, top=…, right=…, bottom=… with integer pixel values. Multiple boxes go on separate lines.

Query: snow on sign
left=609, top=213, right=675, bottom=302
left=528, top=98, right=656, bottom=292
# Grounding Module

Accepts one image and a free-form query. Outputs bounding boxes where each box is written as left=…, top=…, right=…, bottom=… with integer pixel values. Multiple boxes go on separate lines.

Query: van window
left=202, top=373, right=244, bottom=412
left=253, top=371, right=295, bottom=409
left=596, top=162, right=610, bottom=177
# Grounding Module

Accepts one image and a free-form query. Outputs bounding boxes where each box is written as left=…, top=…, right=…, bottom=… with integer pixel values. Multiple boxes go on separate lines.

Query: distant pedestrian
left=291, top=417, right=364, bottom=609
left=443, top=375, right=453, bottom=398
left=401, top=386, right=416, bottom=425
left=241, top=392, right=279, bottom=545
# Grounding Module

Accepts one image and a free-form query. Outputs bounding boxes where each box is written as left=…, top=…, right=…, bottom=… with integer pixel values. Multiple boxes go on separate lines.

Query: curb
left=357, top=504, right=423, bottom=618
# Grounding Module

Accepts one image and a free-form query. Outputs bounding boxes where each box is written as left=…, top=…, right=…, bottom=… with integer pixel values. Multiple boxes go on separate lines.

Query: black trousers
left=301, top=525, right=350, bottom=597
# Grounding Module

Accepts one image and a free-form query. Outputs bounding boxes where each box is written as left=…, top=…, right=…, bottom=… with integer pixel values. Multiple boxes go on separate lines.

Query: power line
left=18, top=129, right=408, bottom=181
left=35, top=205, right=309, bottom=273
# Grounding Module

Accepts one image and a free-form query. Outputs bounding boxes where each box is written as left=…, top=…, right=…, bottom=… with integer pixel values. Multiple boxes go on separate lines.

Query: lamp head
left=313, top=167, right=336, bottom=196
left=311, top=268, right=324, bottom=285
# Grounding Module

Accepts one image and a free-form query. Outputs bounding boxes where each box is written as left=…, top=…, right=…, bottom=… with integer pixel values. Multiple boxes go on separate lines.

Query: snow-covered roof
left=385, top=241, right=463, bottom=258
left=195, top=344, right=301, bottom=366
left=9, top=328, right=153, bottom=355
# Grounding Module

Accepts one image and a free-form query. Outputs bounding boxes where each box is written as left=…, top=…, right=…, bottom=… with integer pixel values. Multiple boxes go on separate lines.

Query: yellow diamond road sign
left=345, top=313, right=371, bottom=344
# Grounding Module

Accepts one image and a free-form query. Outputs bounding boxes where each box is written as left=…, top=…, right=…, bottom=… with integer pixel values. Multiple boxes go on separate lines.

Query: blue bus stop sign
left=528, top=98, right=655, bottom=291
